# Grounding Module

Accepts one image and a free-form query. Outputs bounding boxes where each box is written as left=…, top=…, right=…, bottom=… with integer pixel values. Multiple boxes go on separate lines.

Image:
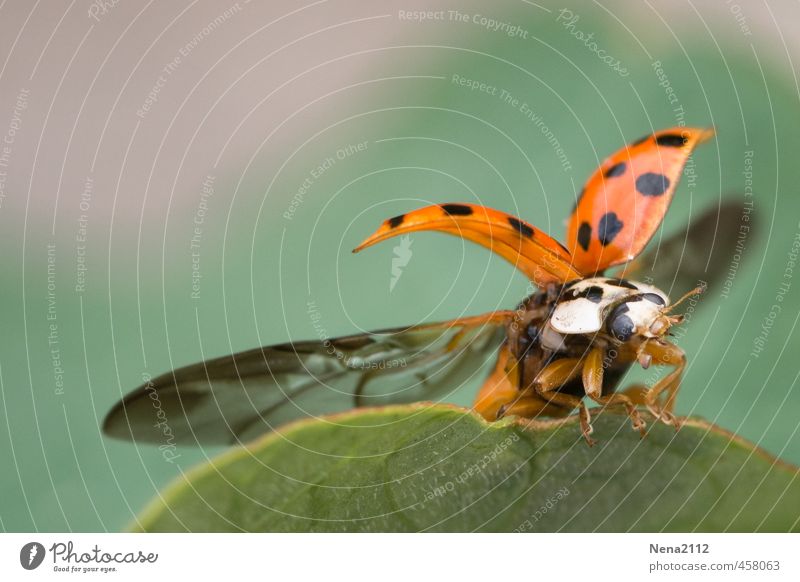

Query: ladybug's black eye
left=607, top=303, right=635, bottom=341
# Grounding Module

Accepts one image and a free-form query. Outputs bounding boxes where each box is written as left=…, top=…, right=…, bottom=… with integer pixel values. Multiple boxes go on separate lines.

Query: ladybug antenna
left=663, top=283, right=706, bottom=316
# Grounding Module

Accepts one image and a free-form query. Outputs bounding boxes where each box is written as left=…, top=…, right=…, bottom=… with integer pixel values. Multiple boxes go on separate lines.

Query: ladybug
left=105, top=127, right=723, bottom=447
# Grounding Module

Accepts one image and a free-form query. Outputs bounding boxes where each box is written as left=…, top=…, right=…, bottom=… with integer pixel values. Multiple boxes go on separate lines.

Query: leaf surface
left=134, top=404, right=800, bottom=532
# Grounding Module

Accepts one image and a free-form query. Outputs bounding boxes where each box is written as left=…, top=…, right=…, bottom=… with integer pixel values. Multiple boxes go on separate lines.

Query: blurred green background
left=0, top=0, right=799, bottom=531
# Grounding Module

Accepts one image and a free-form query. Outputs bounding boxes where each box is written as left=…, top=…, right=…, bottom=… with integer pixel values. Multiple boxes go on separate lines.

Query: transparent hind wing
left=103, top=313, right=510, bottom=446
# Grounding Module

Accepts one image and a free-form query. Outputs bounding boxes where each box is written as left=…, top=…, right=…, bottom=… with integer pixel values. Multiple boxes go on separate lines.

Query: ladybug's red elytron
left=105, top=127, right=723, bottom=447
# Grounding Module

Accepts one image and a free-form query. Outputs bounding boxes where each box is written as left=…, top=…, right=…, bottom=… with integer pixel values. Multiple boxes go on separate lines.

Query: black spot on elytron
left=568, top=285, right=604, bottom=303
left=642, top=292, right=666, bottom=306
left=608, top=303, right=635, bottom=341
left=631, top=134, right=651, bottom=146
left=604, top=277, right=638, bottom=290
left=597, top=212, right=624, bottom=246
left=508, top=216, right=534, bottom=238
left=604, top=162, right=627, bottom=178
left=636, top=172, right=671, bottom=196
left=655, top=133, right=688, bottom=148
left=577, top=222, right=592, bottom=251
left=388, top=214, right=404, bottom=228
left=440, top=204, right=473, bottom=216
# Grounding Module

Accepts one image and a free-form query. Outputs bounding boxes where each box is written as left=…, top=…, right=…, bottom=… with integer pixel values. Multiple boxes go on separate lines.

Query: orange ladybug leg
left=473, top=347, right=572, bottom=421
left=620, top=384, right=648, bottom=405
left=582, top=347, right=646, bottom=436
left=531, top=358, right=596, bottom=446
left=616, top=381, right=681, bottom=424
left=496, top=397, right=570, bottom=420
left=638, top=340, right=686, bottom=428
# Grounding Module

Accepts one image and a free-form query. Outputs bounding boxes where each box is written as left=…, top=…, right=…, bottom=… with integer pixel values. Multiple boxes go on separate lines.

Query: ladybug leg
left=496, top=397, right=570, bottom=420
left=638, top=340, right=686, bottom=428
left=531, top=358, right=596, bottom=446
left=620, top=384, right=649, bottom=406
left=581, top=347, right=646, bottom=436
left=474, top=346, right=570, bottom=421
left=620, top=383, right=682, bottom=415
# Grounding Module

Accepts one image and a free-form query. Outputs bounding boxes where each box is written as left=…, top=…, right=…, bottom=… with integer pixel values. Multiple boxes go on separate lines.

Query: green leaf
left=133, top=404, right=800, bottom=532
